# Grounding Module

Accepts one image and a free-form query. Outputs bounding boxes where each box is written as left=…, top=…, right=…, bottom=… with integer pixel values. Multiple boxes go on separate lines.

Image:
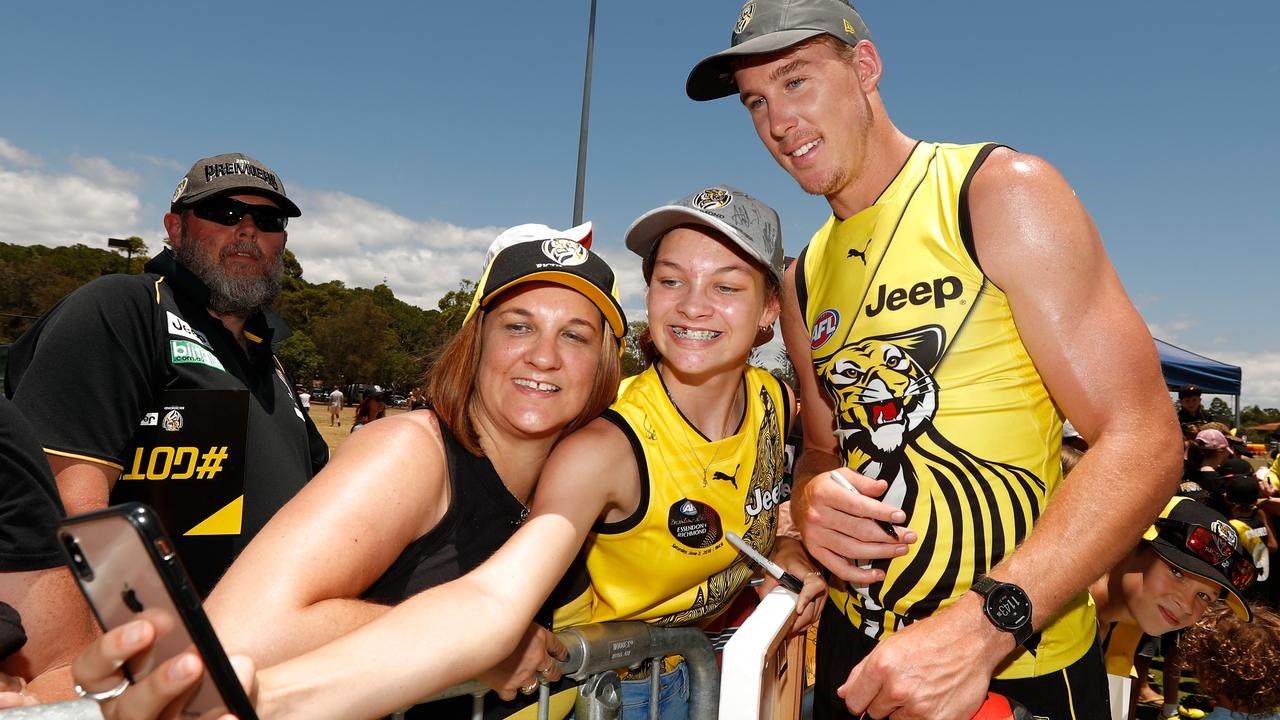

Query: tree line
left=14, top=242, right=1277, bottom=432
left=0, top=241, right=653, bottom=391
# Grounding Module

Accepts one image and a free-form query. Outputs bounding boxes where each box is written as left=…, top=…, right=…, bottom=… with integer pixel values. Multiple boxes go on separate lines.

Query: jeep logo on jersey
left=864, top=276, right=963, bottom=318
left=540, top=238, right=588, bottom=266
left=745, top=478, right=791, bottom=518
left=668, top=499, right=723, bottom=549
left=811, top=308, right=840, bottom=350
left=166, top=311, right=208, bottom=346
left=693, top=188, right=732, bottom=211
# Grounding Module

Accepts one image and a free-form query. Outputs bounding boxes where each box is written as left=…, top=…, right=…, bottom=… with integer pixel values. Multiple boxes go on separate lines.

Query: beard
left=173, top=232, right=284, bottom=317
left=797, top=93, right=874, bottom=199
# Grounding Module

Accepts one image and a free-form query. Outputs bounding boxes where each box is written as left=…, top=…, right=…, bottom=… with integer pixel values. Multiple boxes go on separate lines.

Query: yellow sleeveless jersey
left=1099, top=619, right=1143, bottom=679
left=798, top=141, right=1095, bottom=678
left=553, top=363, right=791, bottom=628
left=1229, top=516, right=1270, bottom=583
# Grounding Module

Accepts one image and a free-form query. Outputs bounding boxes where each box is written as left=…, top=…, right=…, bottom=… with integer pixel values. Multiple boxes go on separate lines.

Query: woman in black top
left=71, top=227, right=626, bottom=720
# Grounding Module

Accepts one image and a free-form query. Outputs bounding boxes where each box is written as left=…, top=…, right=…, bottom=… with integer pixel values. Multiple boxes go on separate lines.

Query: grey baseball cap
left=624, top=185, right=783, bottom=285
left=169, top=152, right=301, bottom=217
left=687, top=0, right=870, bottom=101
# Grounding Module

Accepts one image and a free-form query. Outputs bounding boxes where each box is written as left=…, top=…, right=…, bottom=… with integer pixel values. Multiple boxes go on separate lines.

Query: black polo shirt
left=0, top=396, right=64, bottom=573
left=6, top=249, right=327, bottom=594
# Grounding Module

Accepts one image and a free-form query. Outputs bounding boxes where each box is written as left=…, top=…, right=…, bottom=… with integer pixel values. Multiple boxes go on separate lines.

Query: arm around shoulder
left=252, top=418, right=633, bottom=719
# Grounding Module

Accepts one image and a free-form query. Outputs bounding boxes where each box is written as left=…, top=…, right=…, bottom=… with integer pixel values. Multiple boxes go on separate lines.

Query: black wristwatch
left=970, top=576, right=1034, bottom=647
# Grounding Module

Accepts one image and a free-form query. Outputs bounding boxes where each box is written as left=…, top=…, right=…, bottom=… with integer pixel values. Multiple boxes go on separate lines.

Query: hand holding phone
left=59, top=503, right=258, bottom=719
left=71, top=619, right=256, bottom=720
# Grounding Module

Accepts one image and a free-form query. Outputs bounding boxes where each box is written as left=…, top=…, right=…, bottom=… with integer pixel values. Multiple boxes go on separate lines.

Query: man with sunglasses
left=6, top=152, right=328, bottom=598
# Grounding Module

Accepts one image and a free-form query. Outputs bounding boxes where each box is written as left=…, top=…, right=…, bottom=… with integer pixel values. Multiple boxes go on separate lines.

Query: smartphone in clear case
left=58, top=502, right=258, bottom=719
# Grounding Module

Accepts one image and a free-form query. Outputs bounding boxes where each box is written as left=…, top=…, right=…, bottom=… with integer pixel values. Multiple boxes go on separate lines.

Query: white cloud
left=592, top=246, right=647, bottom=320
left=286, top=189, right=503, bottom=309
left=1212, top=350, right=1280, bottom=409
left=0, top=146, right=655, bottom=320
left=288, top=189, right=656, bottom=315
left=69, top=155, right=141, bottom=189
left=0, top=138, right=41, bottom=167
left=0, top=161, right=144, bottom=248
left=136, top=154, right=186, bottom=173
left=1146, top=319, right=1196, bottom=344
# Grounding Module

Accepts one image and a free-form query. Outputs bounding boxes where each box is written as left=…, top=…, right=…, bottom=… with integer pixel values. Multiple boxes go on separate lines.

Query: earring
left=758, top=325, right=769, bottom=333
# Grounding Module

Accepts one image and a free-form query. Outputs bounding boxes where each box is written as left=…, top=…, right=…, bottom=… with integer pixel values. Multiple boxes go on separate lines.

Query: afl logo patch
left=541, top=238, right=588, bottom=266
left=693, top=188, right=732, bottom=211
left=668, top=499, right=723, bottom=549
left=735, top=2, right=754, bottom=34
left=171, top=177, right=188, bottom=204
left=811, top=308, right=840, bottom=350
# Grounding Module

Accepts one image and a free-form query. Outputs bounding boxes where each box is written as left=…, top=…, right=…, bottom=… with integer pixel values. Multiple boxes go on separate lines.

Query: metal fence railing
left=402, top=621, right=720, bottom=720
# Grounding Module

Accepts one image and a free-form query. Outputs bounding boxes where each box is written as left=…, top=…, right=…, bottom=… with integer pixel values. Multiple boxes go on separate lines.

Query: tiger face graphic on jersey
left=814, top=323, right=1047, bottom=635
left=816, top=325, right=941, bottom=460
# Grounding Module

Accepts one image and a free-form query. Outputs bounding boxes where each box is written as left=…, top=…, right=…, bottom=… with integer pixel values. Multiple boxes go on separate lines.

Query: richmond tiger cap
left=464, top=226, right=626, bottom=344
left=687, top=0, right=870, bottom=101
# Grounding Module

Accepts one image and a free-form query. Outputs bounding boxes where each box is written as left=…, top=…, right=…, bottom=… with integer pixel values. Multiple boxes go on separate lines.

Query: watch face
left=986, top=584, right=1031, bottom=631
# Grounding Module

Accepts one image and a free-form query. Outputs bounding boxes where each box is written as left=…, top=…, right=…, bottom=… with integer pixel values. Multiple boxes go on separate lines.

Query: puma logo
left=712, top=463, right=740, bottom=489
left=847, top=247, right=867, bottom=262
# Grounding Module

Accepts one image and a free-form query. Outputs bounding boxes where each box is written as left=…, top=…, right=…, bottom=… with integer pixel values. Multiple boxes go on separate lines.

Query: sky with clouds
left=2, top=2, right=1278, bottom=407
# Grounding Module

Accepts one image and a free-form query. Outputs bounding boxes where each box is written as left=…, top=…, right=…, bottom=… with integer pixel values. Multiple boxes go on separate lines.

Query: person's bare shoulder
left=538, top=415, right=640, bottom=522
left=550, top=415, right=632, bottom=472
left=967, top=147, right=1103, bottom=289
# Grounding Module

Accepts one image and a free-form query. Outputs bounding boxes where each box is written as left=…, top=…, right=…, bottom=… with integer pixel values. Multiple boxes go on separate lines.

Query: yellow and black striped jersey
left=797, top=141, right=1095, bottom=679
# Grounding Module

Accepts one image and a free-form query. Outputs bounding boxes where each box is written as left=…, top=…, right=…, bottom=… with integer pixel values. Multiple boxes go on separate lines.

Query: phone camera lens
left=59, top=533, right=95, bottom=582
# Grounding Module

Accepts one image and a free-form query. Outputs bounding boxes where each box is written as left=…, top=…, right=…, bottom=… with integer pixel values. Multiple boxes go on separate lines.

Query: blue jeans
left=619, top=662, right=689, bottom=720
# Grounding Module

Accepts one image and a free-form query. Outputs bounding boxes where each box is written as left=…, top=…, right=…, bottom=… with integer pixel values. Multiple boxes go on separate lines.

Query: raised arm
left=204, top=412, right=453, bottom=665
left=840, top=148, right=1182, bottom=719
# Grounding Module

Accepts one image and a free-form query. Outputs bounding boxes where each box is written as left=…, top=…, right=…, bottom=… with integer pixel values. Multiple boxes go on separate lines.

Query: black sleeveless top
left=364, top=422, right=571, bottom=720
left=363, top=423, right=528, bottom=604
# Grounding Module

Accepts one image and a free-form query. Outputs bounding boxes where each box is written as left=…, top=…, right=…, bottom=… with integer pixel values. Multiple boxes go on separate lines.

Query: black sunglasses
left=191, top=197, right=288, bottom=233
left=1155, top=517, right=1255, bottom=590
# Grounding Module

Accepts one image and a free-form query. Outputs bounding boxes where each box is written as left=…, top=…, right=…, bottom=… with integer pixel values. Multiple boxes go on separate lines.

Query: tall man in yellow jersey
left=687, top=2, right=1182, bottom=718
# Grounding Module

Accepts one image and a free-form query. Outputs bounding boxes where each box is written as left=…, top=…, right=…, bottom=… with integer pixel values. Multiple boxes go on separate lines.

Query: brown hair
left=426, top=305, right=621, bottom=456
left=801, top=34, right=858, bottom=63
left=637, top=226, right=783, bottom=366
left=1182, top=604, right=1280, bottom=713
left=1060, top=446, right=1084, bottom=477
left=353, top=397, right=386, bottom=426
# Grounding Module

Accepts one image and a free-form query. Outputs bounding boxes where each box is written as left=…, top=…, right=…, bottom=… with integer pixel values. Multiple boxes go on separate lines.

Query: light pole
left=107, top=237, right=132, bottom=274
left=572, top=0, right=597, bottom=226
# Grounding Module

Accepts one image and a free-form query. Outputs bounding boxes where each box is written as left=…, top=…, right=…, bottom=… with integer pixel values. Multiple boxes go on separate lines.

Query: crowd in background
left=1073, top=384, right=1280, bottom=720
